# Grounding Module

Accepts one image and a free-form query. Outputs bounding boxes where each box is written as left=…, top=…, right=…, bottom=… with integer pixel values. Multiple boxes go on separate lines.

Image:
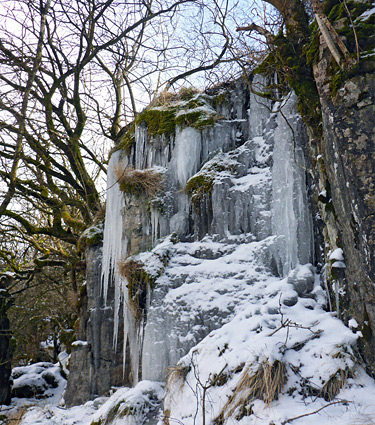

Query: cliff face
left=65, top=246, right=126, bottom=407
left=66, top=66, right=375, bottom=423
left=66, top=77, right=318, bottom=405
left=312, top=60, right=375, bottom=373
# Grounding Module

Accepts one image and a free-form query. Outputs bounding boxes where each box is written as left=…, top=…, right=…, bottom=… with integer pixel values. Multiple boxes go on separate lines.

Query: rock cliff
left=65, top=66, right=375, bottom=423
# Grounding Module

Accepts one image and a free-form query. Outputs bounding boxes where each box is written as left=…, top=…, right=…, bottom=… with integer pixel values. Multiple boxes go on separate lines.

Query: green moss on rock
left=185, top=174, right=214, bottom=208
left=135, top=108, right=177, bottom=137
left=135, top=91, right=222, bottom=141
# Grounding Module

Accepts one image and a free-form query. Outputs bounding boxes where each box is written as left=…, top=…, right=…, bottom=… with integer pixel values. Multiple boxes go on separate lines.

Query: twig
left=281, top=400, right=351, bottom=424
left=340, top=0, right=360, bottom=63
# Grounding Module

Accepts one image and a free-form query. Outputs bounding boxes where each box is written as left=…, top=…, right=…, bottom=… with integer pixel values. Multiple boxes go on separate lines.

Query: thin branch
left=281, top=400, right=351, bottom=424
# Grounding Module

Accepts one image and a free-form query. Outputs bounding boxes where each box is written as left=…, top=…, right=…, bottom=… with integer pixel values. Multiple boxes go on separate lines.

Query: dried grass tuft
left=214, top=360, right=286, bottom=423
left=166, top=364, right=191, bottom=392
left=322, top=368, right=351, bottom=401
left=151, top=89, right=176, bottom=107
left=114, top=165, right=163, bottom=198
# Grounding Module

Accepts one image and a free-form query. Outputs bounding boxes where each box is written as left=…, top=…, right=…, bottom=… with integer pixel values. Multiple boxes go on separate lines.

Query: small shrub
left=114, top=165, right=164, bottom=198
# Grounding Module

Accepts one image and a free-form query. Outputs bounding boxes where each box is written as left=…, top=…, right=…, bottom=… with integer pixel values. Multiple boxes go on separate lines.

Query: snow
left=4, top=373, right=164, bottom=425
left=71, top=340, right=88, bottom=347
left=357, top=6, right=375, bottom=21
left=332, top=261, right=346, bottom=269
left=348, top=318, right=359, bottom=329
left=329, top=248, right=344, bottom=261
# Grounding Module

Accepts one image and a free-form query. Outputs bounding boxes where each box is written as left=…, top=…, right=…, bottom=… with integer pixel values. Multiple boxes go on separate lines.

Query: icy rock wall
left=271, top=92, right=314, bottom=276
left=99, top=76, right=314, bottom=387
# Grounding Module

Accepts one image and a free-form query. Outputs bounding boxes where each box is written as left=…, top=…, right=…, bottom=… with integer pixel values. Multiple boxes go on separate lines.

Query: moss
left=328, top=1, right=368, bottom=22
left=134, top=90, right=222, bottom=141
left=61, top=209, right=86, bottom=232
left=8, top=336, right=17, bottom=353
left=185, top=174, right=214, bottom=208
left=212, top=92, right=228, bottom=108
left=119, top=123, right=136, bottom=155
left=254, top=32, right=321, bottom=132
left=178, top=87, right=200, bottom=101
left=326, top=2, right=375, bottom=97
left=79, top=282, right=87, bottom=297
left=305, top=26, right=320, bottom=66
left=60, top=328, right=75, bottom=354
left=85, top=228, right=103, bottom=247
left=175, top=110, right=219, bottom=129
left=135, top=108, right=177, bottom=137
left=323, top=0, right=340, bottom=15
left=175, top=110, right=204, bottom=127
left=77, top=224, right=103, bottom=252
left=73, top=318, right=79, bottom=334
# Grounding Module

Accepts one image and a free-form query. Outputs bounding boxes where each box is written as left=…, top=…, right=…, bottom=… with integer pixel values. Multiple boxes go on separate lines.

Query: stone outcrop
left=65, top=246, right=127, bottom=407
left=312, top=57, right=375, bottom=373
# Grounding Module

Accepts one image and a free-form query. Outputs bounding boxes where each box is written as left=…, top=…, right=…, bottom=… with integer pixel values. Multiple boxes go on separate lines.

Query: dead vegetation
left=114, top=165, right=163, bottom=198
left=322, top=367, right=352, bottom=401
left=166, top=364, right=191, bottom=391
left=118, top=259, right=156, bottom=320
left=214, top=360, right=287, bottom=424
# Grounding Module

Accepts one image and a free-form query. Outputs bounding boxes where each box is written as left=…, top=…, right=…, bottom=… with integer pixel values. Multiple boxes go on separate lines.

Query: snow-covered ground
left=2, top=238, right=375, bottom=425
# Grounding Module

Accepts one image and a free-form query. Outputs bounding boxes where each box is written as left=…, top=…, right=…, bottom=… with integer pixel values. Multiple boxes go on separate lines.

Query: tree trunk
left=0, top=281, right=13, bottom=405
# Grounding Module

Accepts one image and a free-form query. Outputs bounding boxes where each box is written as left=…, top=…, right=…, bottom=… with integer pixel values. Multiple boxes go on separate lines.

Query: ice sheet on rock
left=101, top=150, right=126, bottom=308
left=248, top=74, right=272, bottom=139
left=271, top=92, right=314, bottom=276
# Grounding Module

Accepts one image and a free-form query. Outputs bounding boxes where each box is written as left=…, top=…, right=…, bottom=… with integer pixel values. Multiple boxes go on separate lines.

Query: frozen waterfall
left=101, top=77, right=314, bottom=384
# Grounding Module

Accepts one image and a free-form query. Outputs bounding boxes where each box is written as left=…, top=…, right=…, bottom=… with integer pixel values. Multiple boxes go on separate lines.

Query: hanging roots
left=214, top=360, right=287, bottom=424
left=114, top=165, right=163, bottom=198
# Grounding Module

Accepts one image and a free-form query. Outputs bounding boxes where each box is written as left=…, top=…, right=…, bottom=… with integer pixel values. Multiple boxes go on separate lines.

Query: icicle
left=101, top=150, right=125, bottom=304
